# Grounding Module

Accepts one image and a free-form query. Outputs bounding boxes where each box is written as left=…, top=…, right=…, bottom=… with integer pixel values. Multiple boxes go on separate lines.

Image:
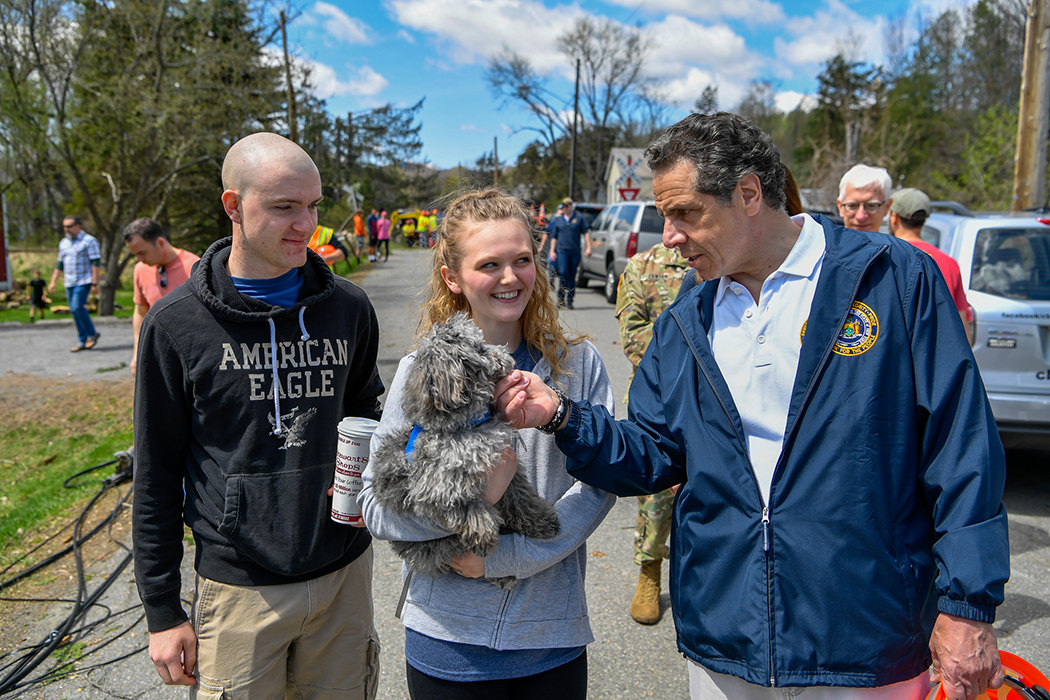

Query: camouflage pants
left=634, top=488, right=675, bottom=565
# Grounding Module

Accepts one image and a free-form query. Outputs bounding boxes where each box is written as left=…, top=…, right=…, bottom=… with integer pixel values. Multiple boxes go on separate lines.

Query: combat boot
left=630, top=559, right=662, bottom=624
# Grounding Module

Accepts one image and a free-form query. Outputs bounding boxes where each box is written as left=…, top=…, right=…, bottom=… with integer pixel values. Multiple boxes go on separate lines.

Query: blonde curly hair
left=419, top=188, right=585, bottom=384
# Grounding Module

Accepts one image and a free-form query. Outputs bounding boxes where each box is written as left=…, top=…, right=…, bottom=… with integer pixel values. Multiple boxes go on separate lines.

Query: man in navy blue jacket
left=495, top=113, right=1008, bottom=700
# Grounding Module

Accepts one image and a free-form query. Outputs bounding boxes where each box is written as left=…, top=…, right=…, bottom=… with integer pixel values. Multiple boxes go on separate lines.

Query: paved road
left=2, top=245, right=1049, bottom=698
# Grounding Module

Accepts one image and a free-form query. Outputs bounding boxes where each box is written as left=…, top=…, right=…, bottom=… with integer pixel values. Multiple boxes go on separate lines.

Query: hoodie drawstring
left=269, top=309, right=312, bottom=436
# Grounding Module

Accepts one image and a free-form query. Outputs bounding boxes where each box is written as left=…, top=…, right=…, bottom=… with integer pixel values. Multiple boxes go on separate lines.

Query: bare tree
left=486, top=16, right=655, bottom=200
left=694, top=85, right=719, bottom=115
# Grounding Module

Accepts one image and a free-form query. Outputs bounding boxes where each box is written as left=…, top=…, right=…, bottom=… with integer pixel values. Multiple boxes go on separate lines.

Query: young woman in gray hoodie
left=358, top=189, right=616, bottom=699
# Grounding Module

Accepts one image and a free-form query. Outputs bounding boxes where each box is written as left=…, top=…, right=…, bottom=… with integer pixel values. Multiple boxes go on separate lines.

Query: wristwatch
left=537, top=388, right=570, bottom=435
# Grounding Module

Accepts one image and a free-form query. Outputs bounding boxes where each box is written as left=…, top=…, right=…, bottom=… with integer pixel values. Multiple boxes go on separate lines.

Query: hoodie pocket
left=216, top=463, right=347, bottom=576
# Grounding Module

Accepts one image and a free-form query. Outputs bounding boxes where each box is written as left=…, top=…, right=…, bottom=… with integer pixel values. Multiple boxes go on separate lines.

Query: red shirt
left=910, top=239, right=969, bottom=314
left=133, top=248, right=200, bottom=309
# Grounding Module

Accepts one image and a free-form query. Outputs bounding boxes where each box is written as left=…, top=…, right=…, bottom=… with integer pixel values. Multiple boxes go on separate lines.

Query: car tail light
left=1037, top=218, right=1050, bottom=226
left=626, top=232, right=639, bottom=258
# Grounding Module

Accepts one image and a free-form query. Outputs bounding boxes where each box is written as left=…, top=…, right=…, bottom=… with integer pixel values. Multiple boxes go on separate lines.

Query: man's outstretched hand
left=929, top=613, right=1003, bottom=700
left=494, top=370, right=559, bottom=430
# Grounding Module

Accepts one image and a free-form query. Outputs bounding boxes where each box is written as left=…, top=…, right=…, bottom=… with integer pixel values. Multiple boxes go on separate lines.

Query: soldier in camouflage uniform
left=615, top=243, right=691, bottom=625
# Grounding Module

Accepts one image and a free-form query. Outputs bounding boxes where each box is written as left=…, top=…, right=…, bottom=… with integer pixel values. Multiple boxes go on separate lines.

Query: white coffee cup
left=333, top=417, right=379, bottom=524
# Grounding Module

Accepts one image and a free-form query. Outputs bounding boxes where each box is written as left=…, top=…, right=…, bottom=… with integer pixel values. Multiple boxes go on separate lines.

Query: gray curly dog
left=370, top=312, right=560, bottom=588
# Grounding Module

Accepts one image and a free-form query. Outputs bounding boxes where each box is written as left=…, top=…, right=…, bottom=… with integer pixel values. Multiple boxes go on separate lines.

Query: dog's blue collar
left=405, top=411, right=491, bottom=461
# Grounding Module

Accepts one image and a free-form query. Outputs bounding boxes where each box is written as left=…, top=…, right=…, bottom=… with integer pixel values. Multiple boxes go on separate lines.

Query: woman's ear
left=441, top=265, right=462, bottom=295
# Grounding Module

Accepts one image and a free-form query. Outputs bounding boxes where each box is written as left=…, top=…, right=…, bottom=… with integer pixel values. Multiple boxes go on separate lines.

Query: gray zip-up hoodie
left=358, top=340, right=616, bottom=650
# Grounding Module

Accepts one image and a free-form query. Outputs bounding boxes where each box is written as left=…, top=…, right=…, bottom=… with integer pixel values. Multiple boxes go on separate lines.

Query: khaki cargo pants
left=190, top=546, right=380, bottom=700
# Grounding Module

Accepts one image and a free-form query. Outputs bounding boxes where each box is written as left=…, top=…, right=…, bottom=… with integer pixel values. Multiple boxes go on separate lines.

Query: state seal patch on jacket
left=799, top=301, right=880, bottom=356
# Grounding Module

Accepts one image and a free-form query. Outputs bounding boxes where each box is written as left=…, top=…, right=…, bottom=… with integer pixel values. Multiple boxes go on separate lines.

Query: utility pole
left=493, top=137, right=499, bottom=186
left=280, top=11, right=297, bottom=144
left=1013, top=0, right=1050, bottom=210
left=347, top=112, right=353, bottom=171
left=569, top=59, right=580, bottom=201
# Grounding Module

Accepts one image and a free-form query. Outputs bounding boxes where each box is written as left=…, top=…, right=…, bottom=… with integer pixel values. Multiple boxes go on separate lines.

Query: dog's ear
left=424, top=361, right=470, bottom=413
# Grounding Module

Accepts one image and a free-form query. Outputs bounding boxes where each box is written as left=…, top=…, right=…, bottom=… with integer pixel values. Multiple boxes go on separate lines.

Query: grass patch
left=0, top=376, right=134, bottom=562
left=0, top=243, right=380, bottom=326
left=50, top=639, right=86, bottom=667
left=0, top=250, right=135, bottom=324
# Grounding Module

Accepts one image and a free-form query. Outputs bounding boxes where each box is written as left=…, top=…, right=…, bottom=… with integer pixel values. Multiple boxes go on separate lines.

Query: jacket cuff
left=142, top=589, right=190, bottom=633
left=938, top=596, right=996, bottom=624
left=556, top=396, right=582, bottom=439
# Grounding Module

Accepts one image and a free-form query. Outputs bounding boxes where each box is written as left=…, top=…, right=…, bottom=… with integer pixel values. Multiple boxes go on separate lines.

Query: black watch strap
left=537, top=388, right=569, bottom=435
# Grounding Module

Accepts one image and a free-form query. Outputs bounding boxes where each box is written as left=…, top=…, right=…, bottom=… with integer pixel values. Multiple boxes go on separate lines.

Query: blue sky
left=280, top=0, right=962, bottom=170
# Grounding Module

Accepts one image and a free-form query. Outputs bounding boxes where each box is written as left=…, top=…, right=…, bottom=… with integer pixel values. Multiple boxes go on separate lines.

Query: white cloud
left=397, top=29, right=416, bottom=44
left=309, top=62, right=389, bottom=99
left=460, top=124, right=482, bottom=132
left=385, top=0, right=584, bottom=72
left=773, top=0, right=889, bottom=71
left=643, top=16, right=762, bottom=108
left=774, top=90, right=813, bottom=112
left=647, top=16, right=759, bottom=79
left=602, top=0, right=785, bottom=24
left=310, top=2, right=372, bottom=45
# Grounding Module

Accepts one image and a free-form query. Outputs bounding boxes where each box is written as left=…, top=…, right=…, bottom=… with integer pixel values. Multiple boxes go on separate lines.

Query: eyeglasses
left=840, top=201, right=886, bottom=214
left=159, top=266, right=167, bottom=288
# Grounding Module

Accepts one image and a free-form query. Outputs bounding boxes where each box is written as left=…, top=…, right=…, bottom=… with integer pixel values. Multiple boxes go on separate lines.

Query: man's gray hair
left=838, top=164, right=892, bottom=201
left=644, top=112, right=787, bottom=212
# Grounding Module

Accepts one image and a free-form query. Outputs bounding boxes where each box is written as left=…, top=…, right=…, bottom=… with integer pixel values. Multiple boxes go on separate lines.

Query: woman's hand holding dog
left=484, top=447, right=519, bottom=505
left=449, top=552, right=486, bottom=578
left=494, top=370, right=559, bottom=430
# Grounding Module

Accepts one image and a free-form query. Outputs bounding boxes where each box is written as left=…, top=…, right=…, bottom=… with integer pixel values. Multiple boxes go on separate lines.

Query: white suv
left=577, top=201, right=665, bottom=303
left=922, top=209, right=1050, bottom=450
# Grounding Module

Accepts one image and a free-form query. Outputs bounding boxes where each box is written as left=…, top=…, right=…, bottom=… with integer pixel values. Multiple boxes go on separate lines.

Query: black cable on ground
left=0, top=455, right=132, bottom=591
left=0, top=453, right=136, bottom=696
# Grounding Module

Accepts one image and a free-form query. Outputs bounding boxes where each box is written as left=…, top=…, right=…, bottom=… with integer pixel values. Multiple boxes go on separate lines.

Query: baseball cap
left=562, top=197, right=574, bottom=205
left=890, top=188, right=931, bottom=219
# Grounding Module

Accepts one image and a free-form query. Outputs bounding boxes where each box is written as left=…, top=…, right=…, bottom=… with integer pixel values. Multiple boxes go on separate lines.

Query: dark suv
left=577, top=201, right=664, bottom=303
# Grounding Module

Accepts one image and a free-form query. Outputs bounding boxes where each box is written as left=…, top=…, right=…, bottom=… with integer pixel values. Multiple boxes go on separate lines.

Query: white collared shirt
left=708, top=214, right=826, bottom=506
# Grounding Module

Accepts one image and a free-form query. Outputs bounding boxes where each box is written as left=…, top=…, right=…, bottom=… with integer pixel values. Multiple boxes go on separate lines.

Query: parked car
left=922, top=207, right=1050, bottom=450
left=577, top=200, right=664, bottom=303
left=572, top=202, right=605, bottom=229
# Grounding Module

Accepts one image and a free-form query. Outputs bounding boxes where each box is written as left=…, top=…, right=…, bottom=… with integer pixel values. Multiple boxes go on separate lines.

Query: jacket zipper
left=763, top=506, right=774, bottom=687
left=491, top=587, right=512, bottom=647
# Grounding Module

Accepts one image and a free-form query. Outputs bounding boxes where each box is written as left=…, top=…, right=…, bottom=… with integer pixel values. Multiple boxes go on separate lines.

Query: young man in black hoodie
left=132, top=132, right=384, bottom=698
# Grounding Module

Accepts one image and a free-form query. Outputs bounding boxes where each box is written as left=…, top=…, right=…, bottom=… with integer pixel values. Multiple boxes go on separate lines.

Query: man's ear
left=737, top=173, right=763, bottom=215
left=221, top=190, right=242, bottom=224
left=440, top=265, right=462, bottom=295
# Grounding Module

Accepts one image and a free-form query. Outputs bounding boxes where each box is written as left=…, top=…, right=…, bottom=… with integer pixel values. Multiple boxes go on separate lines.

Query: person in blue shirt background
left=547, top=197, right=592, bottom=309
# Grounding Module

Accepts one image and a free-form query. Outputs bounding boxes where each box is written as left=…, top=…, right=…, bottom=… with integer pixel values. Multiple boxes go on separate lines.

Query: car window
left=969, top=227, right=1050, bottom=300
left=576, top=206, right=602, bottom=228
left=639, top=206, right=665, bottom=234
left=920, top=225, right=940, bottom=247
left=615, top=204, right=640, bottom=232
left=590, top=209, right=610, bottom=232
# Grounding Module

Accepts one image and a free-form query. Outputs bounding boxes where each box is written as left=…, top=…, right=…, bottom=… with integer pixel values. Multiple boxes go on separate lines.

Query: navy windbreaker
left=558, top=216, right=1009, bottom=688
